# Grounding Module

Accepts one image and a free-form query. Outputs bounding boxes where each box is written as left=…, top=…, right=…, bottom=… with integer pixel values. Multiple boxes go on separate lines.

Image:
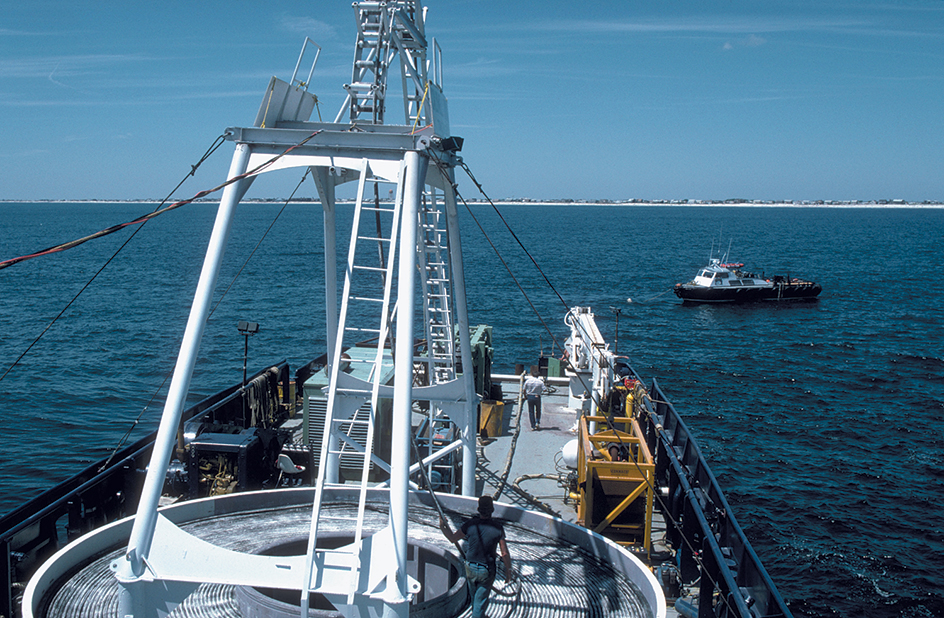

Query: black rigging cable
left=449, top=158, right=638, bottom=439
left=0, top=131, right=320, bottom=272
left=98, top=168, right=313, bottom=472
left=0, top=130, right=322, bottom=385
left=0, top=134, right=225, bottom=383
left=425, top=156, right=565, bottom=358
left=429, top=156, right=628, bottom=469
left=459, top=160, right=570, bottom=312
left=438, top=154, right=741, bottom=617
left=428, top=156, right=616, bottom=426
left=458, top=194, right=562, bottom=354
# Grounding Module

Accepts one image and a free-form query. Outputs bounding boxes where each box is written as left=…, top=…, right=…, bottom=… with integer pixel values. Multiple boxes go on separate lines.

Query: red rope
left=0, top=130, right=322, bottom=271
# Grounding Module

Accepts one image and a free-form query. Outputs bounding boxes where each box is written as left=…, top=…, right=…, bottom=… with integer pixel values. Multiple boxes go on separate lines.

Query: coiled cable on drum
left=43, top=502, right=653, bottom=618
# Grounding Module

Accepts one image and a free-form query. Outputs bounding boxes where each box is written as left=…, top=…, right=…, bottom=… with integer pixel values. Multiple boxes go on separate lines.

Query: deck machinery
left=563, top=308, right=656, bottom=552
left=562, top=307, right=793, bottom=618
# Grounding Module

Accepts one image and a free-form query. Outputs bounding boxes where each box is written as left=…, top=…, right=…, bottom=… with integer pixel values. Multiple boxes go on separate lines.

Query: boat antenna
left=609, top=306, right=621, bottom=355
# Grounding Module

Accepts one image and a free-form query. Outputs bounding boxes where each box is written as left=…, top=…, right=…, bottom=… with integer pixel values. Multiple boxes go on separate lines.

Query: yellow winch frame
left=575, top=388, right=655, bottom=554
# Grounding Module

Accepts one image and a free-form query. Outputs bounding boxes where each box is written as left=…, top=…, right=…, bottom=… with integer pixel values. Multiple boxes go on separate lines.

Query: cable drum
left=36, top=495, right=656, bottom=618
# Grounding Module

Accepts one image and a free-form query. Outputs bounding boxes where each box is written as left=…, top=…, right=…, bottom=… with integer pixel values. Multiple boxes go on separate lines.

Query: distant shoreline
left=1, top=198, right=942, bottom=208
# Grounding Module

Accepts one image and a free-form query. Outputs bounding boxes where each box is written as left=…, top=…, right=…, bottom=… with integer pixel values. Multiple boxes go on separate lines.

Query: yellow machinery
left=575, top=383, right=655, bottom=554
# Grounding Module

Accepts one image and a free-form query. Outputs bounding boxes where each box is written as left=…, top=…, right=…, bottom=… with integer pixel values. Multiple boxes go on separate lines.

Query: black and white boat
left=674, top=259, right=822, bottom=303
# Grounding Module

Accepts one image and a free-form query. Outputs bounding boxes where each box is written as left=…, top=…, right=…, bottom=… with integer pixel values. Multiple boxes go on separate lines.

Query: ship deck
left=26, top=373, right=667, bottom=618
left=477, top=373, right=679, bottom=617
left=476, top=374, right=580, bottom=520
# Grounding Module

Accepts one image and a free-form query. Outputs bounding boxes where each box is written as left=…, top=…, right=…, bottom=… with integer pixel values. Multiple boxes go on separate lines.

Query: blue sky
left=2, top=1, right=943, bottom=202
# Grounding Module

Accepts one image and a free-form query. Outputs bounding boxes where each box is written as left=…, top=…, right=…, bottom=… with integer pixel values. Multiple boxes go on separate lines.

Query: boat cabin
left=692, top=260, right=769, bottom=289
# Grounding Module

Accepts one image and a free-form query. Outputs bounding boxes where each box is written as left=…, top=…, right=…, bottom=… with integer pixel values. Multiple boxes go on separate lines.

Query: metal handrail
left=641, top=378, right=792, bottom=618
left=0, top=361, right=292, bottom=618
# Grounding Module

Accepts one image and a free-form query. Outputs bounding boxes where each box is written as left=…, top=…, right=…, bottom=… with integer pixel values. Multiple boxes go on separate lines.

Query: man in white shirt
left=523, top=368, right=545, bottom=430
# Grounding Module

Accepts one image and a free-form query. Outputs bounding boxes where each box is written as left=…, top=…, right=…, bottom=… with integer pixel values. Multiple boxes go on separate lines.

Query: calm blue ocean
left=1, top=201, right=942, bottom=617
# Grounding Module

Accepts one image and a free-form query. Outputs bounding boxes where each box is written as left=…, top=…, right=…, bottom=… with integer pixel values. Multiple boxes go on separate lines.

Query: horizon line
left=2, top=198, right=943, bottom=208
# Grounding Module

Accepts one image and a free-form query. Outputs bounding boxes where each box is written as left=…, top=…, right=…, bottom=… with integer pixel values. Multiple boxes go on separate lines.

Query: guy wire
left=99, top=168, right=313, bottom=472
left=438, top=154, right=737, bottom=615
left=0, top=134, right=226, bottom=383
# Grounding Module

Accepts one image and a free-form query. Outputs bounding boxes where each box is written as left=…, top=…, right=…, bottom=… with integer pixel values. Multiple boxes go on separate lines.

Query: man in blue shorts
left=439, top=495, right=513, bottom=618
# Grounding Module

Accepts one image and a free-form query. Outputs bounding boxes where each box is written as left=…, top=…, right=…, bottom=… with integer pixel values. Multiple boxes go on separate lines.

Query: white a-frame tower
left=112, top=3, right=476, bottom=617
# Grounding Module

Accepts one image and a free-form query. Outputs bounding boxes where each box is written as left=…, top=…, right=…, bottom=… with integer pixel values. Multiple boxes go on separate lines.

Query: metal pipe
left=117, top=142, right=252, bottom=585
left=376, top=439, right=463, bottom=488
left=315, top=167, right=339, bottom=378
left=385, top=150, right=427, bottom=617
left=312, top=165, right=342, bottom=482
left=441, top=169, right=477, bottom=496
left=242, top=332, right=249, bottom=422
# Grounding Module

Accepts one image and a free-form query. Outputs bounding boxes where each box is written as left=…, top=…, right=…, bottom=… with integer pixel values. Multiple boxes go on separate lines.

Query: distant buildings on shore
left=468, top=197, right=937, bottom=206
left=4, top=197, right=941, bottom=207
left=195, top=196, right=940, bottom=206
